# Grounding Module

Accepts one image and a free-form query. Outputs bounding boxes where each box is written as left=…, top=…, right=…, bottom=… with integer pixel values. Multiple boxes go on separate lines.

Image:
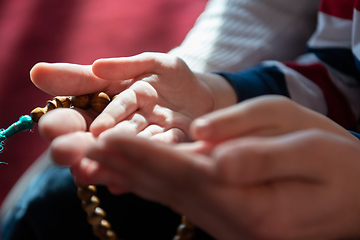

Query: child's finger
left=90, top=81, right=157, bottom=136
left=137, top=126, right=188, bottom=144
left=92, top=53, right=178, bottom=80
left=149, top=128, right=189, bottom=144
left=137, top=125, right=165, bottom=139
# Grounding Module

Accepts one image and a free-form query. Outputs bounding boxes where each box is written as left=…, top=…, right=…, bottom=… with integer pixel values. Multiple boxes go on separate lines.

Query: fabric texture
left=3, top=1, right=360, bottom=240
left=0, top=0, right=207, bottom=207
left=169, top=0, right=320, bottom=72
left=2, top=164, right=213, bottom=240
left=217, top=0, right=360, bottom=132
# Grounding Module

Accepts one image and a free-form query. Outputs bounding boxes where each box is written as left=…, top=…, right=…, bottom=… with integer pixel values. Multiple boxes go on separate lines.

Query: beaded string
left=1, top=92, right=196, bottom=240
left=0, top=115, right=34, bottom=154
left=0, top=115, right=34, bottom=164
left=31, top=93, right=122, bottom=240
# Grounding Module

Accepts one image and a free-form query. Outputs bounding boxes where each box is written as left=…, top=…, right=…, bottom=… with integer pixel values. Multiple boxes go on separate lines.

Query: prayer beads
left=28, top=92, right=196, bottom=240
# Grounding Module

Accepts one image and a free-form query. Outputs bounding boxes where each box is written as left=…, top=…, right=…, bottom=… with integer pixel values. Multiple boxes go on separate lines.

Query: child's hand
left=32, top=53, right=236, bottom=143
left=89, top=53, right=218, bottom=143
left=33, top=52, right=236, bottom=187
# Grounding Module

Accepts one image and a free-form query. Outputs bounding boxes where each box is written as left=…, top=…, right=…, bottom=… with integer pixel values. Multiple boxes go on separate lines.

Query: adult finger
left=212, top=129, right=343, bottom=186
left=30, top=62, right=130, bottom=96
left=71, top=157, right=130, bottom=194
left=211, top=130, right=360, bottom=240
left=50, top=131, right=95, bottom=166
left=174, top=141, right=215, bottom=156
left=191, top=95, right=355, bottom=142
left=38, top=108, right=89, bottom=141
left=190, top=96, right=292, bottom=141
left=86, top=133, right=214, bottom=203
left=50, top=131, right=125, bottom=189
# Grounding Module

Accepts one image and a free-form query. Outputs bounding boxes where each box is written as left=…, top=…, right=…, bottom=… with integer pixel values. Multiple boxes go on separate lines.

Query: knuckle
left=131, top=81, right=157, bottom=98
left=214, top=139, right=266, bottom=184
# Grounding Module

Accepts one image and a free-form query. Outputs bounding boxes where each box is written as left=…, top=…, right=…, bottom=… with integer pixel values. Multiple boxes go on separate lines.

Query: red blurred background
left=0, top=0, right=207, bottom=205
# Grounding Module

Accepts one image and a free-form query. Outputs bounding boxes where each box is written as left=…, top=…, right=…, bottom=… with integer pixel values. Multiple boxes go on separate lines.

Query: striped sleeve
left=217, top=0, right=360, bottom=132
left=217, top=54, right=360, bottom=131
left=169, top=0, right=319, bottom=72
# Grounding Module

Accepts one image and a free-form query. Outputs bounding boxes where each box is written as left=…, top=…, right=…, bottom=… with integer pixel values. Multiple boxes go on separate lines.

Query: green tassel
left=0, top=115, right=34, bottom=157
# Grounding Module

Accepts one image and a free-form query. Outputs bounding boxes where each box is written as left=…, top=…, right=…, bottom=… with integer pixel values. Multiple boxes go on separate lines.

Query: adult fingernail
left=191, top=118, right=212, bottom=140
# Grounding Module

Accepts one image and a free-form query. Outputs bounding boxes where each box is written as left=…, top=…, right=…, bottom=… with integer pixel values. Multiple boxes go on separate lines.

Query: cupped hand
left=38, top=53, right=236, bottom=177
left=30, top=61, right=132, bottom=141
left=89, top=52, right=222, bottom=142
left=190, top=95, right=358, bottom=144
left=77, top=128, right=360, bottom=240
left=32, top=53, right=234, bottom=143
left=69, top=95, right=360, bottom=240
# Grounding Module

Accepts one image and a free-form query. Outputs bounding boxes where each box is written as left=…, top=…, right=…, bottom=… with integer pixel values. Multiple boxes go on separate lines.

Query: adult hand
left=84, top=129, right=360, bottom=240
left=30, top=61, right=131, bottom=141
left=32, top=53, right=236, bottom=143
left=69, top=96, right=360, bottom=240
left=190, top=95, right=358, bottom=144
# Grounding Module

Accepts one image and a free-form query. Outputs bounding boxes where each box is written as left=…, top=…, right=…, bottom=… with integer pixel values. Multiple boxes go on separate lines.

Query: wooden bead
left=112, top=94, right=118, bottom=101
left=30, top=107, right=47, bottom=123
left=175, top=224, right=195, bottom=240
left=46, top=100, right=60, bottom=111
left=53, top=98, right=63, bottom=108
left=100, top=229, right=117, bottom=240
left=82, top=195, right=100, bottom=213
left=90, top=92, right=110, bottom=113
left=181, top=216, right=195, bottom=229
left=88, top=207, right=106, bottom=226
left=93, top=219, right=111, bottom=237
left=71, top=94, right=91, bottom=109
left=172, top=217, right=196, bottom=240
left=100, top=219, right=111, bottom=229
left=53, top=96, right=71, bottom=108
left=77, top=185, right=97, bottom=201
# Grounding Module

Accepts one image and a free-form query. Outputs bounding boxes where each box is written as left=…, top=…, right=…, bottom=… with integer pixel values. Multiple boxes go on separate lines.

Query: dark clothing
left=1, top=165, right=213, bottom=240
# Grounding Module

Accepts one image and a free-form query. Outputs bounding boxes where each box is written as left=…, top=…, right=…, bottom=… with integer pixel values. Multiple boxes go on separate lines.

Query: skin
left=31, top=52, right=236, bottom=142
left=31, top=53, right=360, bottom=240
left=49, top=95, right=360, bottom=240
left=32, top=51, right=235, bottom=194
left=84, top=129, right=360, bottom=240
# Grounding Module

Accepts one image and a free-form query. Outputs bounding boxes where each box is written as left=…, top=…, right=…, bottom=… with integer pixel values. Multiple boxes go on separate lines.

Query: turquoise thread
left=0, top=115, right=34, bottom=155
